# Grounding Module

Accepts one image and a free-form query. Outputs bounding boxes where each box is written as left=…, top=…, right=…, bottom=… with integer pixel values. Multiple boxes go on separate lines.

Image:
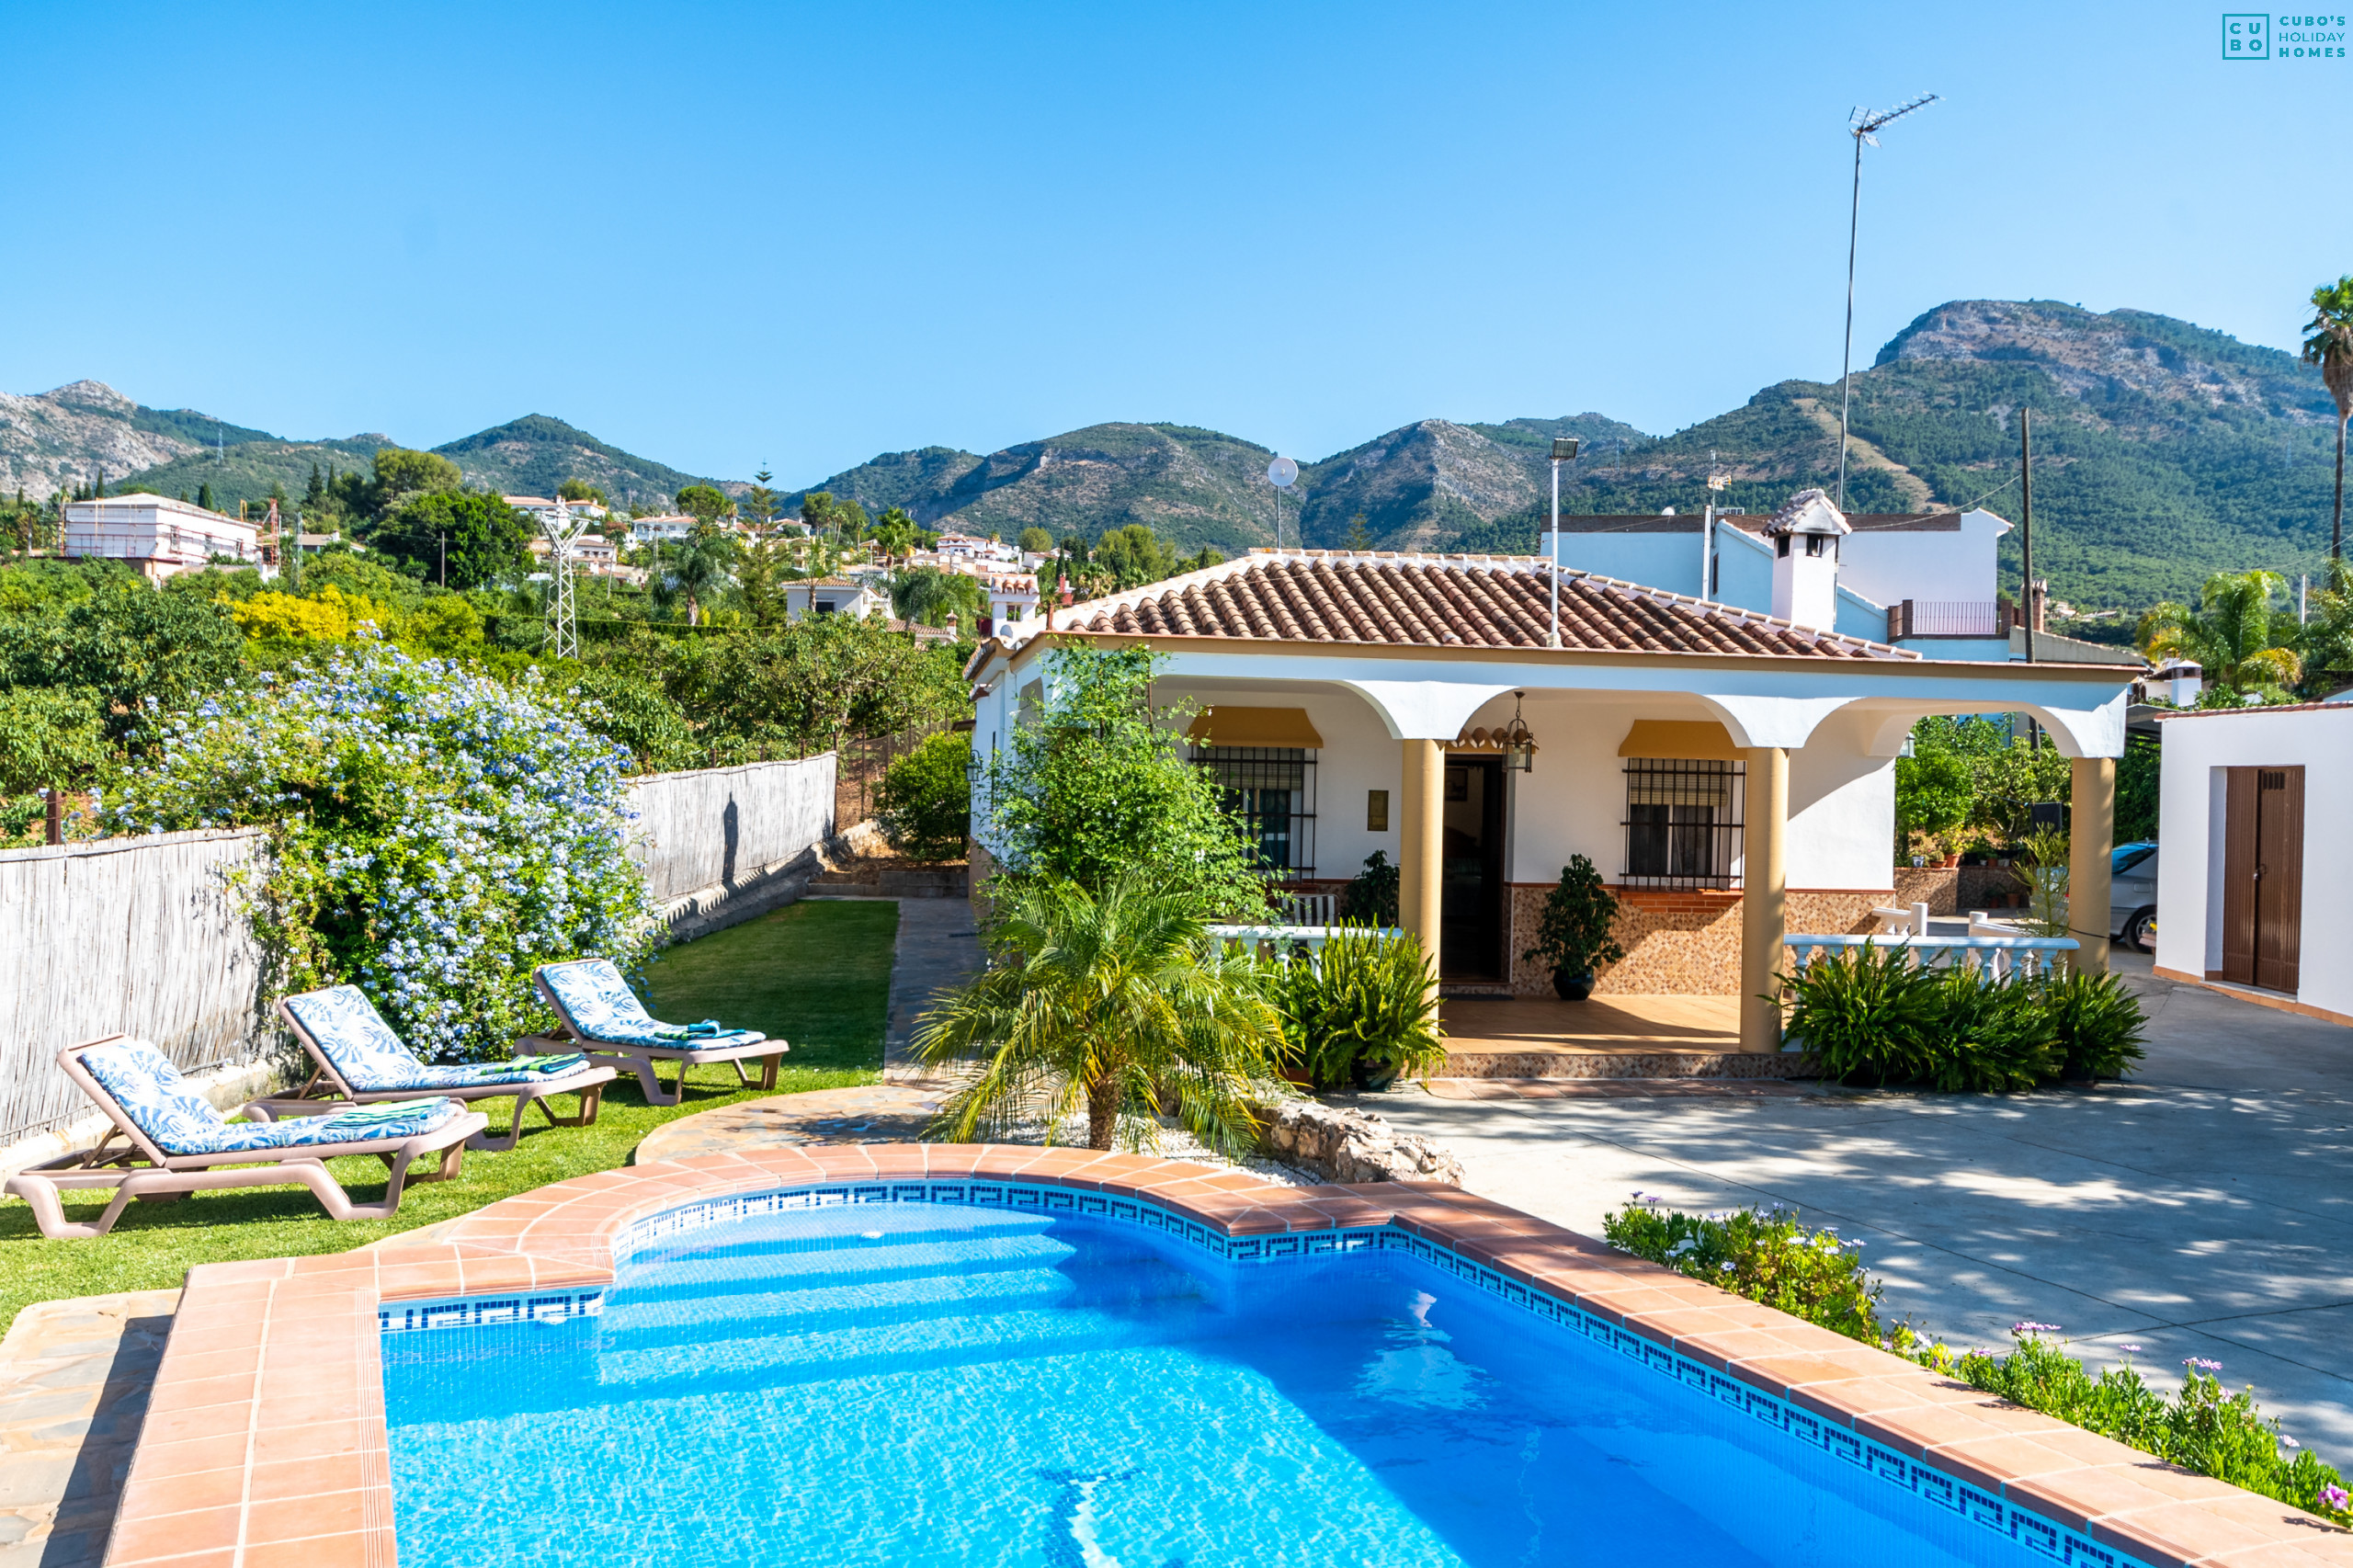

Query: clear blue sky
left=5, top=0, right=2348, bottom=486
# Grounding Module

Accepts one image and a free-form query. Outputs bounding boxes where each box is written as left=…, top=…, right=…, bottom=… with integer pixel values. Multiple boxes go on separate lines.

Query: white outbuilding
left=2154, top=703, right=2349, bottom=1026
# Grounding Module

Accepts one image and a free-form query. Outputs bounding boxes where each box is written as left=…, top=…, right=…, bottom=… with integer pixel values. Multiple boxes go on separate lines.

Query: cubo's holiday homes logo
left=2224, top=13, right=2347, bottom=58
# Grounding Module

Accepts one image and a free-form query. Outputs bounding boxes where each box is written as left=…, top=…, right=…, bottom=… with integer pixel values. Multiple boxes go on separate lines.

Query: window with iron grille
left=1189, top=745, right=1315, bottom=879
left=1622, top=757, right=1745, bottom=890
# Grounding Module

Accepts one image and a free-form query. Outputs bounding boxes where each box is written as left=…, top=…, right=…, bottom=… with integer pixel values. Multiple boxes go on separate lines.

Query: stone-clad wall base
left=1506, top=886, right=1887, bottom=997
left=1437, top=1050, right=1821, bottom=1079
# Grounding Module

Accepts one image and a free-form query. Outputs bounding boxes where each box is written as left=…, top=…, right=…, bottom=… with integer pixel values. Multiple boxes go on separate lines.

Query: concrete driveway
left=1357, top=952, right=2353, bottom=1454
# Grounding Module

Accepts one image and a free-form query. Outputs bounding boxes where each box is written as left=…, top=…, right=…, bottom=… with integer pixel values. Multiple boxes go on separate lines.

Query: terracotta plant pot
left=1552, top=968, right=1596, bottom=1001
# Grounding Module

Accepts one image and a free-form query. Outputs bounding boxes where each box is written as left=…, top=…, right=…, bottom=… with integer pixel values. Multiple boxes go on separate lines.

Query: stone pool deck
left=99, top=1146, right=2353, bottom=1568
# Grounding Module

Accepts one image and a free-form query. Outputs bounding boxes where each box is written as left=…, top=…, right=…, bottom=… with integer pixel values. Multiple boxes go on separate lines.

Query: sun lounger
left=4, top=1035, right=484, bottom=1240
left=273, top=984, right=617, bottom=1153
left=531, top=958, right=786, bottom=1107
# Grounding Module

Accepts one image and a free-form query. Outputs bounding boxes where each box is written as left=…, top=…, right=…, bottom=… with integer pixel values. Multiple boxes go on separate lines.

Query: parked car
left=2109, top=841, right=2157, bottom=951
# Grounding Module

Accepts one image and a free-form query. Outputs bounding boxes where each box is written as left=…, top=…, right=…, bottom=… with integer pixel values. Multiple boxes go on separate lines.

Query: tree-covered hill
left=427, top=415, right=718, bottom=510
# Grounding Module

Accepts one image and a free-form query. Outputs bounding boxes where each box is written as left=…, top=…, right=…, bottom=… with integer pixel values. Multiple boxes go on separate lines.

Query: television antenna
left=1836, top=91, right=1938, bottom=511
left=540, top=496, right=592, bottom=659
left=1267, top=456, right=1298, bottom=550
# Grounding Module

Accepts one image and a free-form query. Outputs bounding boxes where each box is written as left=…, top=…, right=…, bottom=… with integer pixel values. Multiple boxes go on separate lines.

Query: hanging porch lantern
left=1503, top=691, right=1536, bottom=773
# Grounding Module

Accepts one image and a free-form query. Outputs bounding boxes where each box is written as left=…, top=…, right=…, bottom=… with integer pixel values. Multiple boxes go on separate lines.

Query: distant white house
left=1540, top=499, right=2137, bottom=667
left=628, top=514, right=699, bottom=543
left=782, top=576, right=888, bottom=620
left=63, top=493, right=259, bottom=581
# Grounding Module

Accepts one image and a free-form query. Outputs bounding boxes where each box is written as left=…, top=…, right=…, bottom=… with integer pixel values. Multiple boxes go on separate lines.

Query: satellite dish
left=1267, top=457, right=1299, bottom=490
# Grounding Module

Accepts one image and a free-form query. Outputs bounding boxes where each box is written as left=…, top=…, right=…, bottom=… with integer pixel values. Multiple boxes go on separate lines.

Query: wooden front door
left=2220, top=766, right=2303, bottom=993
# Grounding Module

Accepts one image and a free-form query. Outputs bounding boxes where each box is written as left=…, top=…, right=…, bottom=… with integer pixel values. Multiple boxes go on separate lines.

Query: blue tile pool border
left=381, top=1176, right=2156, bottom=1568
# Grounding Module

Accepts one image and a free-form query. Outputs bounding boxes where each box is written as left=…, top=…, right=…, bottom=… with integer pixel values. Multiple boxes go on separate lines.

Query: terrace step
left=1437, top=1050, right=1817, bottom=1079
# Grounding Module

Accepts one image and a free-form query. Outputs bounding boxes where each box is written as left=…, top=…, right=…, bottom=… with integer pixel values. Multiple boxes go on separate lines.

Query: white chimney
left=2158, top=658, right=2202, bottom=707
left=1765, top=488, right=1851, bottom=630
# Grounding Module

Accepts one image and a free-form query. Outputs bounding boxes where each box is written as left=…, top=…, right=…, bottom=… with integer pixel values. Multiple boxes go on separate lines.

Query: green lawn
left=0, top=899, right=899, bottom=1335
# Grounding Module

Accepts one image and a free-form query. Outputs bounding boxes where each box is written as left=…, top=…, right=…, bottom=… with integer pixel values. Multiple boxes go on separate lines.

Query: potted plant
left=1523, top=856, right=1627, bottom=1001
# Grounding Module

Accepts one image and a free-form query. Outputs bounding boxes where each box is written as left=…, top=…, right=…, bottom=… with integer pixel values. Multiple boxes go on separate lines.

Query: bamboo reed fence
left=0, top=756, right=840, bottom=1148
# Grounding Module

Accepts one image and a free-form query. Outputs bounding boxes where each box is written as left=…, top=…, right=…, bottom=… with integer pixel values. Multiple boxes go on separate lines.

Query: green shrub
left=877, top=731, right=972, bottom=862
left=1611, top=1196, right=2353, bottom=1528
left=1777, top=948, right=2144, bottom=1091
left=1930, top=1333, right=2351, bottom=1528
left=1274, top=925, right=1442, bottom=1090
left=1602, top=1199, right=1882, bottom=1344
left=1778, top=943, right=1942, bottom=1084
left=1928, top=967, right=2062, bottom=1091
left=1336, top=851, right=1398, bottom=926
left=1522, top=855, right=1626, bottom=978
left=2044, top=971, right=2150, bottom=1080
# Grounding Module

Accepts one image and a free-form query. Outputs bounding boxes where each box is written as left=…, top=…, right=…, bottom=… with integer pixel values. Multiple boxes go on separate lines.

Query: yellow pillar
left=1398, top=738, right=1444, bottom=981
left=2069, top=756, right=2115, bottom=977
left=1739, top=746, right=1789, bottom=1053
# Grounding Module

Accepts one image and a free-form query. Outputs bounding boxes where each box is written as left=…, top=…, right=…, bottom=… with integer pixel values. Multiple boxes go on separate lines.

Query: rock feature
left=1257, top=1099, right=1464, bottom=1187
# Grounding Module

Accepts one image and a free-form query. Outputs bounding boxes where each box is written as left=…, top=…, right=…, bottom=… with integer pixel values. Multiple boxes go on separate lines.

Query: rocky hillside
left=1458, top=301, right=2347, bottom=608
left=0, top=381, right=237, bottom=501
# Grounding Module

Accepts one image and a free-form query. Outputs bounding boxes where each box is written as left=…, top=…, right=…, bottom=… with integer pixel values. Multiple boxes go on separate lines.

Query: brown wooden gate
left=2219, top=766, right=2304, bottom=992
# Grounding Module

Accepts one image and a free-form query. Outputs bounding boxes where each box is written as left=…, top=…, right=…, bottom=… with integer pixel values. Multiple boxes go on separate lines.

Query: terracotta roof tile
left=1060, top=551, right=1917, bottom=662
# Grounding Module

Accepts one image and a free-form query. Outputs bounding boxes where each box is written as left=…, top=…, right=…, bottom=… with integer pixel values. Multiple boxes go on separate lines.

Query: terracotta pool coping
left=110, top=1143, right=2353, bottom=1568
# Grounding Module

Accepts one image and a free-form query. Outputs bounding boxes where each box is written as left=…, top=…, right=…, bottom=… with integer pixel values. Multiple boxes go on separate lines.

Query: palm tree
left=665, top=525, right=738, bottom=626
left=892, top=565, right=983, bottom=628
left=915, top=872, right=1288, bottom=1153
left=2138, top=569, right=2302, bottom=699
left=2303, top=276, right=2353, bottom=562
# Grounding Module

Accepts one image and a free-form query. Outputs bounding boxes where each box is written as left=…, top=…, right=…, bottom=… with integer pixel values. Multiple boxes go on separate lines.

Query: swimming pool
left=381, top=1187, right=2145, bottom=1568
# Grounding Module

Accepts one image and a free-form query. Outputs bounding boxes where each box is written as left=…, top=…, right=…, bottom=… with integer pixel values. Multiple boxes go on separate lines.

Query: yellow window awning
left=1184, top=706, right=1324, bottom=747
left=1617, top=720, right=1738, bottom=760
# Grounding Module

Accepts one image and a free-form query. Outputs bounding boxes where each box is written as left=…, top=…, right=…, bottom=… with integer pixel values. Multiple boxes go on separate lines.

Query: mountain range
left=6, top=299, right=2344, bottom=609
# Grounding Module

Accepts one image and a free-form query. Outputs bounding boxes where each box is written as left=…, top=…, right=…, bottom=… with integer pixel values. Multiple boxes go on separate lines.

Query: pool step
left=621, top=1232, right=1080, bottom=1302
left=609, top=1246, right=1206, bottom=1346
left=593, top=1297, right=1208, bottom=1390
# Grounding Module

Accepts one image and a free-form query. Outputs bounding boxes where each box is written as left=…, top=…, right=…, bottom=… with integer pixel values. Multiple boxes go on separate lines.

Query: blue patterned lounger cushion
left=76, top=1039, right=460, bottom=1157
left=283, top=985, right=587, bottom=1091
left=537, top=960, right=767, bottom=1051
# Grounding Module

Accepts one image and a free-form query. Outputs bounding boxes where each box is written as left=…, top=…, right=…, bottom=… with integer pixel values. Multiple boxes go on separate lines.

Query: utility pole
left=2019, top=407, right=2036, bottom=665
left=438, top=531, right=447, bottom=588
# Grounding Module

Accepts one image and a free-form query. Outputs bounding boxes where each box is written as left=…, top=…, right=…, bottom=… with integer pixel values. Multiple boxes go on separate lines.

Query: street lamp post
left=1548, top=437, right=1578, bottom=648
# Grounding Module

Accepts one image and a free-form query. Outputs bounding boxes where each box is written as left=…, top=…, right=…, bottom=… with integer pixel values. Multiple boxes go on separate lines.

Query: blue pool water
left=381, top=1199, right=2091, bottom=1568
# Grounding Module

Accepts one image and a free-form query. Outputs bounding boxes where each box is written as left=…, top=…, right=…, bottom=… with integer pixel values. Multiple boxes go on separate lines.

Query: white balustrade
left=1205, top=924, right=1404, bottom=970
left=1782, top=930, right=2078, bottom=984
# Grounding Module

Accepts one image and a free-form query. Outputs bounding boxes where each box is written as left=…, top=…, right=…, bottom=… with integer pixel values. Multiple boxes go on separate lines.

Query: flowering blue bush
left=110, top=645, right=655, bottom=1061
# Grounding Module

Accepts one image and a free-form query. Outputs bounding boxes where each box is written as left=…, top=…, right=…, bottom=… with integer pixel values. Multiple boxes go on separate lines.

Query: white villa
left=63, top=493, right=260, bottom=581
left=1544, top=501, right=2139, bottom=666
left=967, top=492, right=2138, bottom=1053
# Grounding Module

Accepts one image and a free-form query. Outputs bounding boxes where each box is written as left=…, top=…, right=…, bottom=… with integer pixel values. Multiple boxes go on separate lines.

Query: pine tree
left=197, top=483, right=215, bottom=513
left=306, top=462, right=325, bottom=504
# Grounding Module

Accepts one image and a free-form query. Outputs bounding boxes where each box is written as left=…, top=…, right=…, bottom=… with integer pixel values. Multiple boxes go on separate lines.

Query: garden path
left=1355, top=950, right=2353, bottom=1454
left=0, top=1290, right=176, bottom=1568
